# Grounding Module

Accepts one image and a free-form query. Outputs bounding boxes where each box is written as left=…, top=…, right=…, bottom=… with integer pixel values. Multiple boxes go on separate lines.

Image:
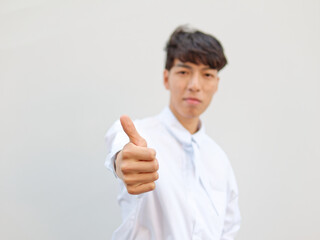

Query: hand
left=115, top=115, right=159, bottom=195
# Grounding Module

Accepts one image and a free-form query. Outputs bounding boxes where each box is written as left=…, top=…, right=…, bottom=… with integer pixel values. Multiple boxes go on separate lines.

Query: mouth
left=183, top=97, right=202, bottom=105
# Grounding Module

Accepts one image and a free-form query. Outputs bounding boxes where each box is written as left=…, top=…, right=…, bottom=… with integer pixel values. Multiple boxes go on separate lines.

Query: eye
left=204, top=73, right=215, bottom=79
left=177, top=70, right=189, bottom=76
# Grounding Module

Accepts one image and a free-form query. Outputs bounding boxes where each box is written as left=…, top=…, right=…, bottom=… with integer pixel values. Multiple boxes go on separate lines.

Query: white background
left=1, top=0, right=319, bottom=239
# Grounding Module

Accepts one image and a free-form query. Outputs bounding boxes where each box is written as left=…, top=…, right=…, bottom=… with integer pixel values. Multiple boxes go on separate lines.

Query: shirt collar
left=157, top=107, right=206, bottom=148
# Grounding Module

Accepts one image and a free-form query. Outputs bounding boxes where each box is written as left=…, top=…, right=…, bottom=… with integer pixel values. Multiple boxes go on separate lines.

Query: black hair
left=164, top=25, right=227, bottom=71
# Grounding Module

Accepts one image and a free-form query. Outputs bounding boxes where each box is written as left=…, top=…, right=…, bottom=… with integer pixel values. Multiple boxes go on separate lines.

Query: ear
left=163, top=69, right=170, bottom=90
left=215, top=76, right=220, bottom=92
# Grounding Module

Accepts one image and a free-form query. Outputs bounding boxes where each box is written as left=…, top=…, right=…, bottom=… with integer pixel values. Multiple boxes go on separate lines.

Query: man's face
left=163, top=59, right=220, bottom=122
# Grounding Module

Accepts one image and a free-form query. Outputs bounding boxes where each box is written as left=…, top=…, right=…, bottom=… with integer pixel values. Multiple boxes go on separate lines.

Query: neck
left=169, top=106, right=200, bottom=134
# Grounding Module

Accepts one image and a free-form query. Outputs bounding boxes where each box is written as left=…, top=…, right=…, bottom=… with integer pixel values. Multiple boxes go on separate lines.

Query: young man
left=105, top=26, right=241, bottom=239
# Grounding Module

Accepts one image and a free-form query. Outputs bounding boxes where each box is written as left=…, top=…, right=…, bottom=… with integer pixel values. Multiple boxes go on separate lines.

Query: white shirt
left=105, top=107, right=241, bottom=240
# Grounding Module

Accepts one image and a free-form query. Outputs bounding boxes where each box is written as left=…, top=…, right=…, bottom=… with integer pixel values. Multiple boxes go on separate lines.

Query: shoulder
left=132, top=115, right=166, bottom=141
left=202, top=134, right=229, bottom=162
left=134, top=115, right=162, bottom=131
left=201, top=134, right=235, bottom=179
left=202, top=134, right=239, bottom=193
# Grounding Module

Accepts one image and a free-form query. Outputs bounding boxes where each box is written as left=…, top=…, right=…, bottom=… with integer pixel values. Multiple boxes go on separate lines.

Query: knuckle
left=127, top=186, right=137, bottom=195
left=120, top=163, right=130, bottom=173
left=149, top=148, right=156, bottom=159
left=122, top=175, right=129, bottom=184
left=149, top=182, right=156, bottom=191
left=153, top=160, right=159, bottom=171
left=127, top=142, right=135, bottom=149
left=122, top=143, right=135, bottom=158
left=153, top=172, right=159, bottom=181
left=125, top=176, right=135, bottom=185
left=121, top=149, right=130, bottom=159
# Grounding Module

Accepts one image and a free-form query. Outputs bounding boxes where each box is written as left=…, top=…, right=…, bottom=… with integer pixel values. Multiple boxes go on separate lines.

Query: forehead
left=172, top=59, right=215, bottom=71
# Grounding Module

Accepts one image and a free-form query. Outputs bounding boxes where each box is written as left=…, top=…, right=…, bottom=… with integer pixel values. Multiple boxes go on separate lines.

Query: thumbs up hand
left=115, top=115, right=159, bottom=195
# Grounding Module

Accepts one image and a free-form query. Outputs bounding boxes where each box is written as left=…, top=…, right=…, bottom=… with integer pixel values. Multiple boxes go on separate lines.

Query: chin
left=180, top=109, right=202, bottom=119
left=171, top=103, right=204, bottom=120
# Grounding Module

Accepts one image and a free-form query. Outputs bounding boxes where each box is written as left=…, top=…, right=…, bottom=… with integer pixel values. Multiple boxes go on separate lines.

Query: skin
left=115, top=115, right=159, bottom=195
left=116, top=58, right=220, bottom=194
left=164, top=59, right=220, bottom=134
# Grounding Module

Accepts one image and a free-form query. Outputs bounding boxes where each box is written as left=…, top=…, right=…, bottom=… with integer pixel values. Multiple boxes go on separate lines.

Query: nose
left=187, top=72, right=201, bottom=92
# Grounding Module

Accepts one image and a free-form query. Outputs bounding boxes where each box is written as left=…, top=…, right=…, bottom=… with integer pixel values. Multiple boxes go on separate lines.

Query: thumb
left=120, top=115, right=147, bottom=147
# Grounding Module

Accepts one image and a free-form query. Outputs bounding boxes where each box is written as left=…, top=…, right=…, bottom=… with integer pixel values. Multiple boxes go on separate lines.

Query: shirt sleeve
left=221, top=165, right=241, bottom=240
left=104, top=120, right=129, bottom=177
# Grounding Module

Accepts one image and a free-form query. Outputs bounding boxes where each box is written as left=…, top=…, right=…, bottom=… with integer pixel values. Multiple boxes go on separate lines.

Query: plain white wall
left=1, top=0, right=319, bottom=239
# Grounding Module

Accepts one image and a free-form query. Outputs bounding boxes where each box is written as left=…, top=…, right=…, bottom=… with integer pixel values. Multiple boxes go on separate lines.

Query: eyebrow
left=175, top=63, right=192, bottom=69
left=174, top=63, right=215, bottom=71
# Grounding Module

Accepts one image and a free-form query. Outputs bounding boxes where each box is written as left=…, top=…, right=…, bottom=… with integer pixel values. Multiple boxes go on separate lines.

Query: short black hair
left=164, top=25, right=227, bottom=71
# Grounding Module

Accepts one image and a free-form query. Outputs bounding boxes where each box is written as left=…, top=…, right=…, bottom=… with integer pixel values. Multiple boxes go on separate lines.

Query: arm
left=221, top=166, right=241, bottom=240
